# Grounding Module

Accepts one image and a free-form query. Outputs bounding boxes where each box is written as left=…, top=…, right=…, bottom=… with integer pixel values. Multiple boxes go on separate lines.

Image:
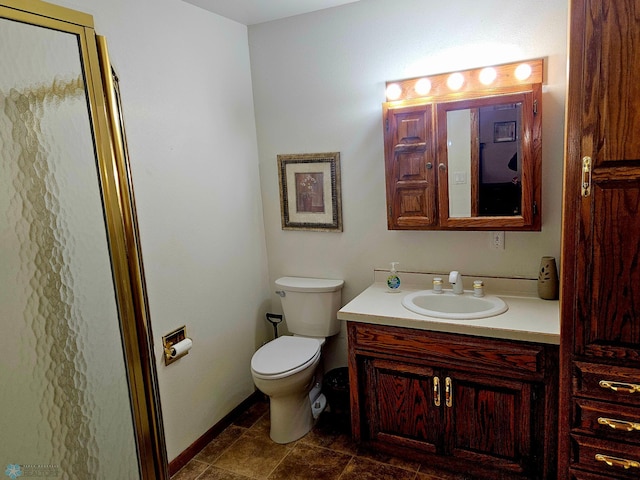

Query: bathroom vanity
left=338, top=273, right=559, bottom=480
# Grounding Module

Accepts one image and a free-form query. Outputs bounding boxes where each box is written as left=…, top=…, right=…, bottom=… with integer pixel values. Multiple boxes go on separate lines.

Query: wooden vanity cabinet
left=560, top=1, right=640, bottom=478
left=347, top=322, right=559, bottom=479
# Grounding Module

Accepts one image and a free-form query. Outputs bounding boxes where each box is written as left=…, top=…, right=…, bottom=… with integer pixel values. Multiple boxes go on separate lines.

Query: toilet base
left=269, top=390, right=317, bottom=444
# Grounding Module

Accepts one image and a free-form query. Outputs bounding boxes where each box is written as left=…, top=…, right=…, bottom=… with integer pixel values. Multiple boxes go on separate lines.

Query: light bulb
left=414, top=78, right=432, bottom=96
left=447, top=72, right=464, bottom=91
left=515, top=63, right=532, bottom=81
left=386, top=83, right=402, bottom=100
left=479, top=67, right=497, bottom=85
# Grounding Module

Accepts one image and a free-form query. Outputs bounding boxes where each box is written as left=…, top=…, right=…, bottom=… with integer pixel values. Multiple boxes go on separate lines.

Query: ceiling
left=182, top=0, right=361, bottom=25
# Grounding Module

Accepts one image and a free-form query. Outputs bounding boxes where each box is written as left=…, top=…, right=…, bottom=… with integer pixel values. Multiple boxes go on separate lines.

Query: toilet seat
left=251, top=336, right=321, bottom=380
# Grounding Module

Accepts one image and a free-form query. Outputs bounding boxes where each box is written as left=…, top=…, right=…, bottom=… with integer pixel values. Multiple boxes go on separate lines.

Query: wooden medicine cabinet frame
left=383, top=59, right=543, bottom=231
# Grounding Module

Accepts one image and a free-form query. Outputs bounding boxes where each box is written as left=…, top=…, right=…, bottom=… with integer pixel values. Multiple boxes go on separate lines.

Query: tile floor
left=171, top=397, right=468, bottom=480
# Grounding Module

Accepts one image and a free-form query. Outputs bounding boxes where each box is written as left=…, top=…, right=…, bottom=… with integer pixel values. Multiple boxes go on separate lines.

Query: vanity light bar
left=385, top=58, right=544, bottom=102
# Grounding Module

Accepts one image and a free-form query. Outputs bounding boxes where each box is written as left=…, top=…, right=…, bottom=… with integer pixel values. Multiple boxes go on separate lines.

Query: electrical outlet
left=490, top=231, right=505, bottom=250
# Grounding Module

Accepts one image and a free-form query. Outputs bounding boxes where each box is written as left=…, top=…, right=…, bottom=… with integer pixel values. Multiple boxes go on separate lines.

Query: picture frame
left=277, top=152, right=342, bottom=232
left=494, top=121, right=516, bottom=143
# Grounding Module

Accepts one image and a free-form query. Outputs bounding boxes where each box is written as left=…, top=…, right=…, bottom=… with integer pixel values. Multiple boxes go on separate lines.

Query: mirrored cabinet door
left=436, top=89, right=541, bottom=230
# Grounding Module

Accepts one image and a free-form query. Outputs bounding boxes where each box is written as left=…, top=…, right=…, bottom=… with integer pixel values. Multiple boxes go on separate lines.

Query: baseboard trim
left=168, top=390, right=261, bottom=476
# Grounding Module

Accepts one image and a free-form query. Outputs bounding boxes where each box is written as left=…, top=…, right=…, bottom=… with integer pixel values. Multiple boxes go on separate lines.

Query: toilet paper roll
left=170, top=338, right=193, bottom=358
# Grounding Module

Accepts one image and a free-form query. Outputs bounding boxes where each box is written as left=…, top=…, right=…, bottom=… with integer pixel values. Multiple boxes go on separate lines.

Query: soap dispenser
left=387, top=262, right=401, bottom=292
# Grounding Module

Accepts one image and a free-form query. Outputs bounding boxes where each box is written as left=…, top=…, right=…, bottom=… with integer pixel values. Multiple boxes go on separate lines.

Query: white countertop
left=338, top=279, right=560, bottom=345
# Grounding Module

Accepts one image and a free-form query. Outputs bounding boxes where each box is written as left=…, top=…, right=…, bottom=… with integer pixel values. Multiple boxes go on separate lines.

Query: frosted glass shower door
left=0, top=12, right=140, bottom=480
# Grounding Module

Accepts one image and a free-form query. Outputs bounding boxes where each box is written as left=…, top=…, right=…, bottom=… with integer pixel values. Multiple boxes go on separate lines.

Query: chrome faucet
left=449, top=271, right=464, bottom=294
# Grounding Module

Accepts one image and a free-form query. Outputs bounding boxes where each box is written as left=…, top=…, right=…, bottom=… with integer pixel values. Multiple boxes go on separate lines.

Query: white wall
left=54, top=0, right=271, bottom=461
left=249, top=0, right=568, bottom=370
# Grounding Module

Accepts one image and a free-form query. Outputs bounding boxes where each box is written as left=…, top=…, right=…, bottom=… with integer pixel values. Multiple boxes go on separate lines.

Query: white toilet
left=250, top=276, right=344, bottom=444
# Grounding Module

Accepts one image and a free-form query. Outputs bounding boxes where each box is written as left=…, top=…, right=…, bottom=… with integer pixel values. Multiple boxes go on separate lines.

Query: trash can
left=323, top=367, right=350, bottom=418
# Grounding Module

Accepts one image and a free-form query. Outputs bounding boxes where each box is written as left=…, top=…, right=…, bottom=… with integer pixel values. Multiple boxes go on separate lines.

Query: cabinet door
left=445, top=370, right=537, bottom=476
left=383, top=103, right=436, bottom=229
left=563, top=0, right=640, bottom=361
left=362, top=357, right=443, bottom=454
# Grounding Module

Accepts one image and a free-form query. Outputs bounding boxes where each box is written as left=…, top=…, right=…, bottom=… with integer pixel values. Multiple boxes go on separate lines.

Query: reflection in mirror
left=447, top=102, right=523, bottom=218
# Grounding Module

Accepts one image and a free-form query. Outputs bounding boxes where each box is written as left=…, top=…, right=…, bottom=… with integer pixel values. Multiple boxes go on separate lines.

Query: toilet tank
left=275, top=277, right=344, bottom=338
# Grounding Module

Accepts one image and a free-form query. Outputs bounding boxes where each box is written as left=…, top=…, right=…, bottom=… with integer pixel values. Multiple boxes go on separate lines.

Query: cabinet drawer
left=349, top=323, right=545, bottom=374
left=569, top=468, right=625, bottom=480
left=573, top=398, right=640, bottom=445
left=573, top=362, right=640, bottom=406
left=571, top=434, right=640, bottom=479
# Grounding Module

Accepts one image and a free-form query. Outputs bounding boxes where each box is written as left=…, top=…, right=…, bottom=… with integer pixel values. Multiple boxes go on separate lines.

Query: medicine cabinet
left=383, top=59, right=543, bottom=230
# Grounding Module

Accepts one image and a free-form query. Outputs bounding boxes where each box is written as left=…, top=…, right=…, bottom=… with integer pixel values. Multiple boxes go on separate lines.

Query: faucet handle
left=473, top=280, right=485, bottom=297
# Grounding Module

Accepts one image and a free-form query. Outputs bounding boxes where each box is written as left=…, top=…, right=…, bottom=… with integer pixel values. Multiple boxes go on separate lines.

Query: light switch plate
left=490, top=231, right=505, bottom=250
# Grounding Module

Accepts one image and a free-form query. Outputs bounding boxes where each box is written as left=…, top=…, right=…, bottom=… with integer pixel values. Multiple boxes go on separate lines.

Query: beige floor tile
left=338, top=456, right=417, bottom=480
left=171, top=408, right=476, bottom=480
left=299, top=414, right=357, bottom=455
left=233, top=399, right=269, bottom=428
left=212, top=428, right=291, bottom=478
left=356, top=444, right=421, bottom=472
left=267, top=443, right=351, bottom=480
left=171, top=459, right=209, bottom=480
left=195, top=425, right=246, bottom=464
left=197, top=465, right=255, bottom=480
left=416, top=463, right=470, bottom=479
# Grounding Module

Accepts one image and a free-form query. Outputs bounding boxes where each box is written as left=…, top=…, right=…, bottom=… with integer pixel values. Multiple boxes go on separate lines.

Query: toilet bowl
left=251, top=335, right=323, bottom=443
left=250, top=276, right=344, bottom=444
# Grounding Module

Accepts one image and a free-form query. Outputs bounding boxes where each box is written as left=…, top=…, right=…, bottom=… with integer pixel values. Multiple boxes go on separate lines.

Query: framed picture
left=277, top=152, right=342, bottom=232
left=494, top=121, right=516, bottom=143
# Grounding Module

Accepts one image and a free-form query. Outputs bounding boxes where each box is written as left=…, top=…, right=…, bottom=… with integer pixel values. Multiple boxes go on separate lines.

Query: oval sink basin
left=402, top=290, right=508, bottom=320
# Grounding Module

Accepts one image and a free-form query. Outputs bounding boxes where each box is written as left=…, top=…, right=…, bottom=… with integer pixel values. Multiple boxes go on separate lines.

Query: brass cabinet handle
left=598, top=417, right=640, bottom=432
left=433, top=377, right=441, bottom=407
left=438, top=163, right=446, bottom=171
left=445, top=376, right=453, bottom=408
left=595, top=453, right=640, bottom=470
left=426, top=162, right=433, bottom=170
left=599, top=380, right=640, bottom=394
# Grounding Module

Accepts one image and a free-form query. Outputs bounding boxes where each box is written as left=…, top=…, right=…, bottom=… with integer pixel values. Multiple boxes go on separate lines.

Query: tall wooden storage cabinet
left=560, top=0, right=640, bottom=478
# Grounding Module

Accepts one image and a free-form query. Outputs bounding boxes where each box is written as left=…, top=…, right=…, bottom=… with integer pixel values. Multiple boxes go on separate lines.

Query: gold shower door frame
left=0, top=1, right=168, bottom=478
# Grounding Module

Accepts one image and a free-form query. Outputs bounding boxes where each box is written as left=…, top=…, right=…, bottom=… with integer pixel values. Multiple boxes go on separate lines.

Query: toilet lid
left=275, top=276, right=344, bottom=292
left=251, top=336, right=321, bottom=377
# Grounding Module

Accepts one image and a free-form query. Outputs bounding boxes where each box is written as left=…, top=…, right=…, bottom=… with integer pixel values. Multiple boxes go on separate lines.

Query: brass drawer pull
left=599, top=380, right=640, bottom=394
left=433, top=377, right=441, bottom=407
left=595, top=453, right=640, bottom=470
left=598, top=417, right=640, bottom=432
left=445, top=376, right=453, bottom=408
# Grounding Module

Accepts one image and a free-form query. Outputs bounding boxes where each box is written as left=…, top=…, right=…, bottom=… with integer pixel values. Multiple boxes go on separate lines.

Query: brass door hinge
left=582, top=156, right=592, bottom=197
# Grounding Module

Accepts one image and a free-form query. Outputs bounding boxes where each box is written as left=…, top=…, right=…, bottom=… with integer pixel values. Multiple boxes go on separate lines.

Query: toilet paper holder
left=162, top=325, right=191, bottom=366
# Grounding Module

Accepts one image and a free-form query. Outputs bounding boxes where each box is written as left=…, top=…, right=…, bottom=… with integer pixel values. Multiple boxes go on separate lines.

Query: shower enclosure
left=0, top=1, right=167, bottom=478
